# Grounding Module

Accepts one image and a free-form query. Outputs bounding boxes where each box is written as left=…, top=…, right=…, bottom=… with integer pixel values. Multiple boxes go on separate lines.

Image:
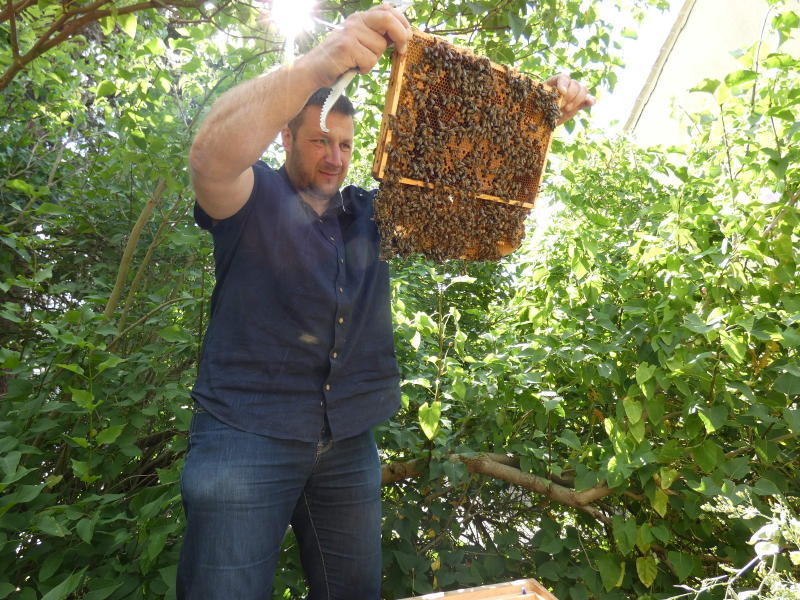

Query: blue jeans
left=176, top=410, right=382, bottom=599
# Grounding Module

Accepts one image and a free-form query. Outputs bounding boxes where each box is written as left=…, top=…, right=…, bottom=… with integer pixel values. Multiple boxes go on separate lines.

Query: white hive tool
left=319, top=0, right=413, bottom=133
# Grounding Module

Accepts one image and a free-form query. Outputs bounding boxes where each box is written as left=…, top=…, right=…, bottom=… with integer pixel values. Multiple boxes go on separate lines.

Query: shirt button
left=339, top=258, right=344, bottom=264
left=331, top=352, right=338, bottom=359
left=329, top=235, right=335, bottom=241
left=338, top=287, right=343, bottom=293
left=325, top=384, right=331, bottom=391
left=338, top=317, right=344, bottom=324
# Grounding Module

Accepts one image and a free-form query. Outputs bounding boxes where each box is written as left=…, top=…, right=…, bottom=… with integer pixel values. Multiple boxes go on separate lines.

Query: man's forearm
left=189, top=55, right=322, bottom=183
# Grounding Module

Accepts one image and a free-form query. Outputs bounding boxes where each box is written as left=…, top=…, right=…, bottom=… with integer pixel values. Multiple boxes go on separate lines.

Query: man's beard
left=286, top=153, right=340, bottom=201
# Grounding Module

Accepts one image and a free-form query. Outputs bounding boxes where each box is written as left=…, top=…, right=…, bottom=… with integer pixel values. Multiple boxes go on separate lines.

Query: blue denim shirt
left=191, top=161, right=400, bottom=442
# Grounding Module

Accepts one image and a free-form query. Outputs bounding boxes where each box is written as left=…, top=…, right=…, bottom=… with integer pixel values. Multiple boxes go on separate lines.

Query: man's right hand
left=189, top=5, right=410, bottom=222
left=303, top=4, right=412, bottom=88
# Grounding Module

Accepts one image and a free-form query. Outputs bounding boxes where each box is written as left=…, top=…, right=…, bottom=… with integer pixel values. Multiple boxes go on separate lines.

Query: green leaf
left=35, top=202, right=68, bottom=215
left=0, top=583, right=15, bottom=599
left=96, top=355, right=125, bottom=374
left=95, top=424, right=125, bottom=445
left=774, top=373, right=800, bottom=395
left=404, top=377, right=431, bottom=389
left=0, top=348, right=20, bottom=369
left=96, top=80, right=117, bottom=97
left=70, top=387, right=98, bottom=411
left=158, top=324, right=192, bottom=343
left=635, top=363, right=656, bottom=385
left=775, top=10, right=800, bottom=32
left=612, top=515, right=636, bottom=555
left=651, top=488, right=668, bottom=517
left=659, top=467, right=679, bottom=489
left=781, top=328, right=800, bottom=348
left=784, top=408, right=800, bottom=433
left=697, top=405, right=727, bottom=433
left=40, top=568, right=86, bottom=600
left=418, top=401, right=441, bottom=440
left=636, top=556, right=657, bottom=587
left=693, top=439, right=722, bottom=472
left=597, top=556, right=625, bottom=591
left=415, top=313, right=437, bottom=334
left=557, top=429, right=581, bottom=450
left=410, top=330, right=421, bottom=350
left=724, top=69, right=758, bottom=86
left=623, top=397, right=642, bottom=423
left=636, top=524, right=653, bottom=553
left=450, top=379, right=466, bottom=401
left=684, top=313, right=717, bottom=334
left=83, top=582, right=123, bottom=600
left=15, top=484, right=45, bottom=503
left=729, top=381, right=756, bottom=403
left=118, top=13, right=137, bottom=38
left=752, top=477, right=781, bottom=496
left=720, top=332, right=746, bottom=364
left=644, top=394, right=664, bottom=425
left=144, top=37, right=166, bottom=57
left=5, top=178, right=36, bottom=195
left=539, top=391, right=563, bottom=413
left=68, top=436, right=89, bottom=449
left=99, top=16, right=115, bottom=35
left=629, top=417, right=645, bottom=443
left=668, top=551, right=695, bottom=582
left=39, top=553, right=64, bottom=581
left=36, top=514, right=68, bottom=538
left=76, top=517, right=94, bottom=544
left=507, top=10, right=525, bottom=40
left=33, top=265, right=53, bottom=282
left=56, top=363, right=85, bottom=376
left=690, top=78, right=720, bottom=94
left=1, top=451, right=21, bottom=476
left=70, top=459, right=100, bottom=483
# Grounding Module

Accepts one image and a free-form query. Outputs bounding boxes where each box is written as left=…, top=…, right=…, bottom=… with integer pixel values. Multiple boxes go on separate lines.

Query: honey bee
left=375, top=32, right=551, bottom=261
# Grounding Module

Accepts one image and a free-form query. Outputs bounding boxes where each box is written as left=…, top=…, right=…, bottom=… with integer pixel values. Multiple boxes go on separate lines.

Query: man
left=178, top=4, right=594, bottom=599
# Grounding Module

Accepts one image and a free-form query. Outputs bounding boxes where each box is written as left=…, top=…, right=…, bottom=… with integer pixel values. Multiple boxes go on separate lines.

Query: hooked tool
left=319, top=0, right=413, bottom=133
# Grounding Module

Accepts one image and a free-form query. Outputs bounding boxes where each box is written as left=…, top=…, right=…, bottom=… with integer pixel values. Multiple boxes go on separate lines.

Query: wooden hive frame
left=372, top=28, right=560, bottom=211
left=398, top=577, right=559, bottom=600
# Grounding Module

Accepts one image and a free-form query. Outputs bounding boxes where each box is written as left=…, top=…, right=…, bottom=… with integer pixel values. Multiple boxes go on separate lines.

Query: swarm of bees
left=372, top=30, right=561, bottom=262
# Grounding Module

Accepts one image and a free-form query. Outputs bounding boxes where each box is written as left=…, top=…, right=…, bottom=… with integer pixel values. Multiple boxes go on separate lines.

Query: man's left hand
left=546, top=74, right=596, bottom=126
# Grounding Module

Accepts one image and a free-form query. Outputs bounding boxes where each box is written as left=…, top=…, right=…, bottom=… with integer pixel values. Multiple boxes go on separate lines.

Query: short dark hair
left=287, top=88, right=355, bottom=135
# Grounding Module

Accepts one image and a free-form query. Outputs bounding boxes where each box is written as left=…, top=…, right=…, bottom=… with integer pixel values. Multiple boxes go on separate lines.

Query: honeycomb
left=372, top=29, right=560, bottom=262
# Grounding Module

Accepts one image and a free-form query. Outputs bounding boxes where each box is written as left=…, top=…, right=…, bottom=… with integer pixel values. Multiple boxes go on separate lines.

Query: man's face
left=282, top=106, right=355, bottom=203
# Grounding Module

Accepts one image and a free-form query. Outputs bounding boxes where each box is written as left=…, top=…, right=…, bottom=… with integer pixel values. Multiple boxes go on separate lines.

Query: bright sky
left=590, top=1, right=681, bottom=132
left=258, top=0, right=682, bottom=133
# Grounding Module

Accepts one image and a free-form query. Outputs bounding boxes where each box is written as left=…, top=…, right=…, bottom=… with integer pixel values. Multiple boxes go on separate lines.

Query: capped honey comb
left=372, top=29, right=561, bottom=262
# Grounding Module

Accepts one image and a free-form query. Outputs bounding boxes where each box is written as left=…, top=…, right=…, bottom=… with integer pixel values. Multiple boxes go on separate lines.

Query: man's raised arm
left=189, top=4, right=411, bottom=220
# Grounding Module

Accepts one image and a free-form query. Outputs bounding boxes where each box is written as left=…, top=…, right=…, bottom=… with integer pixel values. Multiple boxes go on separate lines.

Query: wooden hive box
left=372, top=29, right=561, bottom=262
left=398, top=577, right=559, bottom=600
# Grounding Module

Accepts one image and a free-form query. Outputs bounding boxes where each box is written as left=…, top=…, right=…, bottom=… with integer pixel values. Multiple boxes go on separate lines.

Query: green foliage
left=666, top=494, right=800, bottom=600
left=1, top=0, right=798, bottom=598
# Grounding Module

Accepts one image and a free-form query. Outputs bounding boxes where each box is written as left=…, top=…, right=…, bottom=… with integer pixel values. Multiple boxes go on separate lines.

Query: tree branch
left=381, top=457, right=425, bottom=484
left=103, top=179, right=167, bottom=320
left=6, top=0, right=19, bottom=60
left=725, top=432, right=798, bottom=459
left=0, top=0, right=208, bottom=92
left=117, top=196, right=189, bottom=332
left=380, top=453, right=613, bottom=524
